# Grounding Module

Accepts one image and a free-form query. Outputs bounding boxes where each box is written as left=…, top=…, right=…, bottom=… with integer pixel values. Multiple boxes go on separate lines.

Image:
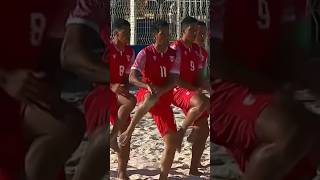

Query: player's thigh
left=23, top=101, right=84, bottom=139
left=117, top=93, right=136, bottom=107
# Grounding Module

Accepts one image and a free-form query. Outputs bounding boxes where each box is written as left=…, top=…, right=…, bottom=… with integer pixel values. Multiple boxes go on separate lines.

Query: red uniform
left=107, top=41, right=135, bottom=84
left=105, top=41, right=135, bottom=125
left=170, top=40, right=208, bottom=122
left=132, top=44, right=180, bottom=136
left=67, top=0, right=113, bottom=134
left=199, top=46, right=208, bottom=69
left=211, top=0, right=316, bottom=179
left=0, top=0, right=68, bottom=179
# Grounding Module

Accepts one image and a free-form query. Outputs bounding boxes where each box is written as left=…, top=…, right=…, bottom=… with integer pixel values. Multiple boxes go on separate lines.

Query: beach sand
left=110, top=106, right=210, bottom=180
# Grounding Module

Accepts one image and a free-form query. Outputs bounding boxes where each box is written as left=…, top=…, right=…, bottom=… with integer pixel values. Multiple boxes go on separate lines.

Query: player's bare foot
left=118, top=171, right=130, bottom=180
left=189, top=168, right=204, bottom=176
left=110, top=133, right=120, bottom=152
left=176, top=128, right=185, bottom=152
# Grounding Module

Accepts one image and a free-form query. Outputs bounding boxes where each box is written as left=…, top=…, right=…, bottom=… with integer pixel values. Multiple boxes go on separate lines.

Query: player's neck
left=181, top=38, right=193, bottom=47
left=195, top=41, right=205, bottom=48
left=154, top=44, right=168, bottom=53
left=112, top=39, right=126, bottom=50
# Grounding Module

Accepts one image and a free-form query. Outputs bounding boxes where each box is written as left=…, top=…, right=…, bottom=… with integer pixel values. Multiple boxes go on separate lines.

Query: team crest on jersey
left=126, top=55, right=131, bottom=62
left=153, top=56, right=157, bottom=61
left=169, top=56, right=175, bottom=62
left=113, top=54, right=116, bottom=59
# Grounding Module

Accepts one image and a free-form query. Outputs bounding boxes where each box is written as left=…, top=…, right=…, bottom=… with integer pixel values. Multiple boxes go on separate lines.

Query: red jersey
left=131, top=44, right=180, bottom=86
left=199, top=46, right=209, bottom=69
left=224, top=0, right=307, bottom=71
left=0, top=0, right=69, bottom=128
left=106, top=41, right=135, bottom=84
left=171, top=40, right=203, bottom=86
left=0, top=0, right=67, bottom=70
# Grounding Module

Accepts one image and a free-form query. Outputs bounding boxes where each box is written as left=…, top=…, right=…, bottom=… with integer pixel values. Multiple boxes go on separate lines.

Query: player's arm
left=195, top=57, right=210, bottom=90
left=213, top=38, right=276, bottom=91
left=125, top=49, right=135, bottom=87
left=61, top=25, right=109, bottom=83
left=159, top=73, right=179, bottom=95
left=129, top=49, right=149, bottom=89
left=129, top=70, right=148, bottom=89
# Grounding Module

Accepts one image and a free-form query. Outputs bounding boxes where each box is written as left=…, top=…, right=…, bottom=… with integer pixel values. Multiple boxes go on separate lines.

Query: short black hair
left=181, top=16, right=198, bottom=31
left=151, top=20, right=169, bottom=34
left=197, top=20, right=206, bottom=27
left=113, top=18, right=130, bottom=32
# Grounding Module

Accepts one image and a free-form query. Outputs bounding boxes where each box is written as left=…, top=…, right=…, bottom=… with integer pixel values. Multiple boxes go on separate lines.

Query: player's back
left=0, top=0, right=68, bottom=70
left=224, top=0, right=285, bottom=70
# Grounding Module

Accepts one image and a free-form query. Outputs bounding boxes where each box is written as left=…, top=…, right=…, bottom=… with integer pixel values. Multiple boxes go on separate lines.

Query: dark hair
left=151, top=20, right=169, bottom=34
left=112, top=18, right=130, bottom=32
left=181, top=16, right=198, bottom=31
left=197, top=20, right=206, bottom=27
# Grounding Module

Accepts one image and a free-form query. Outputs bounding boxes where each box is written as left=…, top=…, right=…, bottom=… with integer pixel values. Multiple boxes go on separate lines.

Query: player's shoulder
left=201, top=46, right=208, bottom=57
left=167, top=46, right=177, bottom=55
left=192, top=43, right=201, bottom=50
left=170, top=40, right=182, bottom=49
left=143, top=44, right=155, bottom=53
left=125, top=45, right=135, bottom=55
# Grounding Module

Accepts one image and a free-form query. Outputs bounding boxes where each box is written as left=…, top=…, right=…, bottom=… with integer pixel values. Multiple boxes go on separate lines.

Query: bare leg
left=159, top=131, right=177, bottom=180
left=110, top=94, right=136, bottom=152
left=190, top=118, right=209, bottom=176
left=72, top=127, right=108, bottom=180
left=117, top=120, right=131, bottom=180
left=176, top=93, right=209, bottom=152
left=242, top=94, right=314, bottom=180
left=24, top=101, right=84, bottom=180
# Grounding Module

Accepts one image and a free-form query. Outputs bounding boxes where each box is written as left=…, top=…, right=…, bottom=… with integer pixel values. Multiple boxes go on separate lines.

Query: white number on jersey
left=257, top=0, right=271, bottom=30
left=190, top=60, right=195, bottom=71
left=160, top=66, right=167, bottom=78
left=30, top=13, right=47, bottom=46
left=119, top=65, right=125, bottom=76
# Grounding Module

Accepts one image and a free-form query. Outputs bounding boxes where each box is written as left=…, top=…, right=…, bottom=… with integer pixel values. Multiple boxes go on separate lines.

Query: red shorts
left=172, top=87, right=209, bottom=123
left=109, top=93, right=131, bottom=127
left=136, top=88, right=176, bottom=137
left=83, top=85, right=116, bottom=135
left=211, top=80, right=317, bottom=179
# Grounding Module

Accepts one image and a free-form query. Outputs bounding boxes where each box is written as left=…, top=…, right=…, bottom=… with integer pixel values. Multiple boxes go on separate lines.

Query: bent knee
left=191, top=95, right=209, bottom=110
left=128, top=96, right=137, bottom=108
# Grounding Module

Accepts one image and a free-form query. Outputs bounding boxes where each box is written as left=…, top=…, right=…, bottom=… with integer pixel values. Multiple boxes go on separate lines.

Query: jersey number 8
left=30, top=13, right=46, bottom=47
left=257, top=0, right=271, bottom=30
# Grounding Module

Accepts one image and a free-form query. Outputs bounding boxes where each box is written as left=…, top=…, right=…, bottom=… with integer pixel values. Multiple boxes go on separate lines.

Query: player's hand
left=147, top=84, right=159, bottom=94
left=146, top=84, right=155, bottom=94
left=111, top=83, right=131, bottom=97
left=1, top=70, right=51, bottom=105
left=195, top=87, right=204, bottom=95
left=119, top=129, right=132, bottom=147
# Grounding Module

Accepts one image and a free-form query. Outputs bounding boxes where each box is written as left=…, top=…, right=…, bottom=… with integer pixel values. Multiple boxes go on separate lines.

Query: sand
left=110, top=106, right=210, bottom=180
